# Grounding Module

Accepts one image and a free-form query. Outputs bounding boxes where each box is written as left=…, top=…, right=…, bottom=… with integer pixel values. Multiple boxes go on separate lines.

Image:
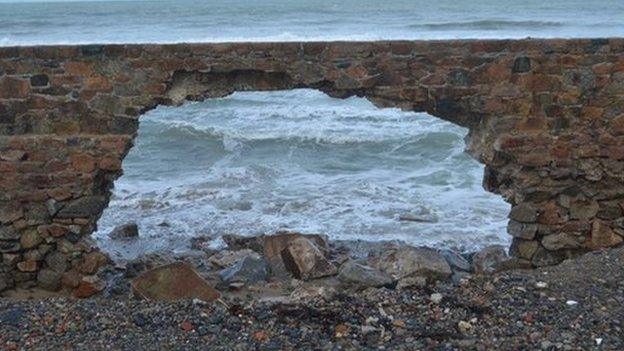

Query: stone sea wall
left=1, top=39, right=623, bottom=293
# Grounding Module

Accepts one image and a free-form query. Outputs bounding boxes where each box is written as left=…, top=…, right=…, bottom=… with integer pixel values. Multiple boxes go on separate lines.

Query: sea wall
left=1, top=39, right=624, bottom=293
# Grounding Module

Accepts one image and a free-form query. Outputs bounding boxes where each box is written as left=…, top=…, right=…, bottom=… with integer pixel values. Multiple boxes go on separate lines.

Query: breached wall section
left=1, top=39, right=624, bottom=292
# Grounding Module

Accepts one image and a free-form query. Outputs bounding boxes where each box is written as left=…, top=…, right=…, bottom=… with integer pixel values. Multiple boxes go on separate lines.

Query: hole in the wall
left=94, top=89, right=510, bottom=260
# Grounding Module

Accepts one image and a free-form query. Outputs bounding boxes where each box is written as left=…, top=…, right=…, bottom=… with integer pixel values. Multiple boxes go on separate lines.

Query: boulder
left=219, top=256, right=270, bottom=287
left=369, top=246, right=452, bottom=284
left=108, top=222, right=139, bottom=240
left=263, top=232, right=329, bottom=277
left=441, top=249, right=472, bottom=272
left=472, top=245, right=508, bottom=274
left=131, top=262, right=220, bottom=301
left=338, top=260, right=393, bottom=289
left=281, top=237, right=337, bottom=280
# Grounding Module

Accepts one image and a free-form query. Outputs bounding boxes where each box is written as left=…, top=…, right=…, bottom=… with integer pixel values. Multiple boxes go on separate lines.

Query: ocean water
left=3, top=0, right=620, bottom=258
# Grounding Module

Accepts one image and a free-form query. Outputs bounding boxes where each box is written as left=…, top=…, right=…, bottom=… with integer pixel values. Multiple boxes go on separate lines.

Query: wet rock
left=108, top=222, right=139, bottom=240
left=472, top=245, right=508, bottom=274
left=219, top=256, right=270, bottom=287
left=338, top=260, right=394, bottom=289
left=281, top=237, right=337, bottom=280
left=131, top=262, right=220, bottom=301
left=37, top=269, right=62, bottom=291
left=209, top=249, right=260, bottom=268
left=441, top=249, right=472, bottom=272
left=369, top=246, right=452, bottom=284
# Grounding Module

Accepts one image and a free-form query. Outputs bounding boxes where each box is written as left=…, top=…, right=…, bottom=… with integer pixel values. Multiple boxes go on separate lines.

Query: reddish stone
left=17, top=260, right=38, bottom=272
left=73, top=275, right=105, bottom=298
left=99, top=156, right=122, bottom=171
left=64, top=61, right=93, bottom=76
left=0, top=77, right=30, bottom=99
left=79, top=252, right=108, bottom=274
left=538, top=202, right=565, bottom=225
left=70, top=154, right=96, bottom=173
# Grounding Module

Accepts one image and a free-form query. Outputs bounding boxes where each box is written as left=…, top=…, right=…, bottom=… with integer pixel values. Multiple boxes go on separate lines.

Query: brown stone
left=589, top=220, right=623, bottom=249
left=70, top=153, right=96, bottom=173
left=79, top=251, right=108, bottom=274
left=17, top=260, right=38, bottom=272
left=61, top=270, right=81, bottom=288
left=73, top=275, right=105, bottom=298
left=20, top=230, right=43, bottom=249
left=280, top=237, right=337, bottom=280
left=131, top=262, right=220, bottom=301
left=3, top=39, right=624, bottom=290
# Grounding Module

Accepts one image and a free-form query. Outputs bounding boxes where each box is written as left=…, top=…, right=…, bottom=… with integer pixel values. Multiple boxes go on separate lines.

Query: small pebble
left=430, top=293, right=443, bottom=304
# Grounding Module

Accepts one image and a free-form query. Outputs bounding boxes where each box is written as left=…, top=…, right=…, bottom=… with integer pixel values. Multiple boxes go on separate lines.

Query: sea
left=2, top=0, right=623, bottom=258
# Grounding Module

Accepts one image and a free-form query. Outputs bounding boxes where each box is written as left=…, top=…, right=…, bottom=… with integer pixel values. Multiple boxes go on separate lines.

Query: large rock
left=338, top=260, right=393, bottom=289
left=262, top=232, right=329, bottom=277
left=131, top=262, right=220, bottom=301
left=281, top=237, right=337, bottom=280
left=369, top=246, right=452, bottom=284
left=108, top=222, right=139, bottom=240
left=441, top=249, right=472, bottom=272
left=472, top=245, right=508, bottom=274
left=219, top=256, right=270, bottom=286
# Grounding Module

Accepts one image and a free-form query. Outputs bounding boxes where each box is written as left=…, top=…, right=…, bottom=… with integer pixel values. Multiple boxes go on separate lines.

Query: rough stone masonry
left=1, top=39, right=624, bottom=293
